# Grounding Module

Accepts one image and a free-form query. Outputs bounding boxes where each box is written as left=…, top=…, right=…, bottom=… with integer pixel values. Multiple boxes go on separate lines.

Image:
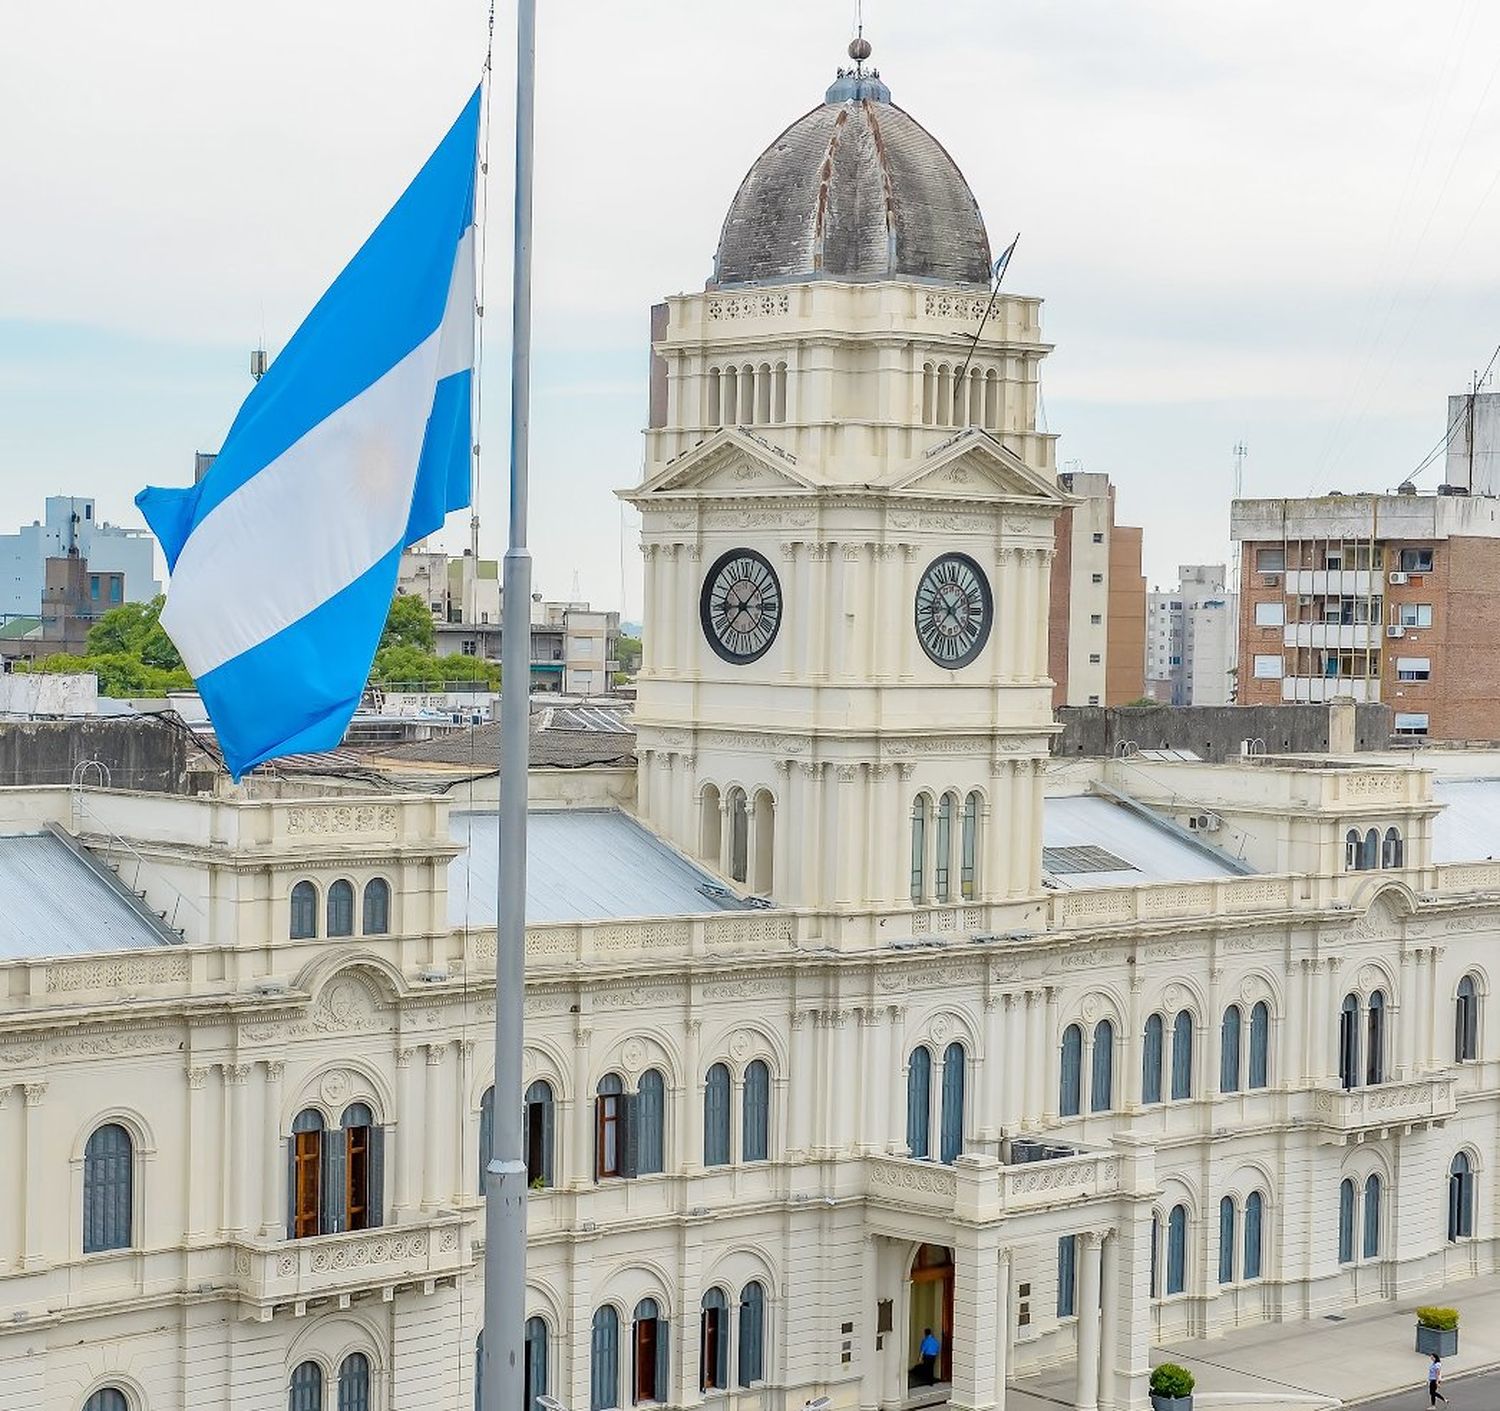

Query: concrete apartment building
left=1049, top=472, right=1146, bottom=707
left=0, top=497, right=158, bottom=623
left=1145, top=566, right=1237, bottom=706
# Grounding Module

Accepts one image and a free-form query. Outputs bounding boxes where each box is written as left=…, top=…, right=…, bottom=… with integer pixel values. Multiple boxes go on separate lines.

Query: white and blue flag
left=138, top=88, right=482, bottom=779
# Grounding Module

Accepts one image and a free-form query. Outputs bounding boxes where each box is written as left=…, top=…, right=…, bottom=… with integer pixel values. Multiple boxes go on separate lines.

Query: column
left=829, top=1012, right=856, bottom=1153
left=639, top=750, right=655, bottom=828
left=1397, top=948, right=1416, bottom=1077
left=860, top=1008, right=883, bottom=1153
left=642, top=545, right=660, bottom=675
left=887, top=1006, right=908, bottom=1154
left=1074, top=1232, right=1103, bottom=1411
left=1204, top=965, right=1222, bottom=1102
left=791, top=1010, right=815, bottom=1156
left=979, top=996, right=1002, bottom=1140
left=21, top=1082, right=47, bottom=1268
left=1020, top=992, right=1040, bottom=1126
left=835, top=764, right=861, bottom=907
left=225, top=1063, right=252, bottom=1234
left=453, top=1041, right=474, bottom=1203
left=684, top=1017, right=703, bottom=1172
left=994, top=1249, right=1012, bottom=1411
left=892, top=764, right=915, bottom=908
left=1312, top=955, right=1332, bottom=1083
left=1042, top=988, right=1060, bottom=1123
left=898, top=546, right=918, bottom=678
left=261, top=1060, right=286, bottom=1236
left=186, top=1067, right=210, bottom=1241
left=1422, top=947, right=1442, bottom=1071
left=1098, top=1233, right=1120, bottom=1411
left=861, top=1235, right=881, bottom=1411
left=571, top=1025, right=592, bottom=1188
left=805, top=764, right=825, bottom=906
left=663, top=545, right=680, bottom=675
left=718, top=797, right=731, bottom=877
left=422, top=1044, right=444, bottom=1208
left=773, top=759, right=793, bottom=899
left=783, top=543, right=803, bottom=679
left=1003, top=994, right=1025, bottom=1131
left=1122, top=977, right=1143, bottom=1115
left=952, top=1236, right=1000, bottom=1411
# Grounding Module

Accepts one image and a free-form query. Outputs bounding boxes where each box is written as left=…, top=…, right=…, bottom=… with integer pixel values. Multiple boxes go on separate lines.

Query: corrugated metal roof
left=448, top=809, right=744, bottom=926
left=0, top=833, right=172, bottom=958
left=1043, top=795, right=1248, bottom=889
left=1433, top=779, right=1500, bottom=863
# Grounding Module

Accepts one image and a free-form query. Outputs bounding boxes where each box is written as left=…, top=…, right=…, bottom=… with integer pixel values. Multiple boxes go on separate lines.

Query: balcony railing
left=1299, top=1075, right=1456, bottom=1142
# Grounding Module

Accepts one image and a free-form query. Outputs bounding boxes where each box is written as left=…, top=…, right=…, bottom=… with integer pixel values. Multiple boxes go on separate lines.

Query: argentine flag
left=138, top=88, right=482, bottom=779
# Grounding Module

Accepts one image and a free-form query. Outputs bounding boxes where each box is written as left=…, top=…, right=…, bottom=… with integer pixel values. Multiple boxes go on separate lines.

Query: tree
left=381, top=592, right=436, bottom=653
left=85, top=596, right=183, bottom=671
left=370, top=644, right=445, bottom=689
left=615, top=634, right=643, bottom=673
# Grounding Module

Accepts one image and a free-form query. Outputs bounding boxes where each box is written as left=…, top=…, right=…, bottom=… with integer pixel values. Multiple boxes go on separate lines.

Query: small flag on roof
left=137, top=88, right=482, bottom=779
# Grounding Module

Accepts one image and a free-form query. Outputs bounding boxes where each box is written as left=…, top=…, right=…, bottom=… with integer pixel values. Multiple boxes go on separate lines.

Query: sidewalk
left=1007, top=1273, right=1500, bottom=1411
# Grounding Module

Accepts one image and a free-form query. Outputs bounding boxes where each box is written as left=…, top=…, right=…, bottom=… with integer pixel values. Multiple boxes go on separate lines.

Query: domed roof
left=712, top=66, right=993, bottom=290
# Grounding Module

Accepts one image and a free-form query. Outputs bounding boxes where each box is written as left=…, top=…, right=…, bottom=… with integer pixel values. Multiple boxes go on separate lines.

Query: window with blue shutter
left=526, top=1316, right=549, bottom=1411
left=592, top=1306, right=620, bottom=1411
left=597, top=1074, right=625, bottom=1179
left=935, top=793, right=954, bottom=901
left=1449, top=1152, right=1474, bottom=1241
left=337, top=1354, right=369, bottom=1411
left=704, top=1063, right=731, bottom=1166
left=479, top=1086, right=495, bottom=1191
left=1244, top=1191, right=1264, bottom=1280
left=1366, top=991, right=1386, bottom=1085
left=906, top=1047, right=931, bottom=1157
left=960, top=792, right=979, bottom=900
left=1338, top=1178, right=1355, bottom=1262
left=1220, top=1005, right=1242, bottom=1093
left=290, top=880, right=317, bottom=939
left=1060, top=1025, right=1082, bottom=1117
left=1339, top=993, right=1360, bottom=1090
left=1149, top=1213, right=1160, bottom=1297
left=1170, top=1011, right=1193, bottom=1101
left=910, top=797, right=929, bottom=903
left=1363, top=1175, right=1380, bottom=1258
left=738, top=1281, right=766, bottom=1385
left=362, top=878, right=390, bottom=935
left=290, top=1108, right=323, bottom=1239
left=700, top=1288, right=730, bottom=1391
left=526, top=1080, right=555, bottom=1187
left=1142, top=1014, right=1163, bottom=1105
left=1091, top=1020, right=1114, bottom=1112
left=1248, top=1002, right=1269, bottom=1088
left=83, top=1123, right=132, bottom=1254
left=341, top=1102, right=378, bottom=1231
left=637, top=1069, right=665, bottom=1175
left=939, top=1042, right=965, bottom=1164
left=743, top=1060, right=769, bottom=1162
left=289, top=1360, right=323, bottom=1411
left=1218, top=1197, right=1235, bottom=1284
left=83, top=1390, right=128, bottom=1411
left=327, top=879, right=354, bottom=938
left=1056, top=1234, right=1077, bottom=1317
left=632, top=1299, right=666, bottom=1404
left=1166, top=1205, right=1187, bottom=1295
left=1457, top=976, right=1479, bottom=1062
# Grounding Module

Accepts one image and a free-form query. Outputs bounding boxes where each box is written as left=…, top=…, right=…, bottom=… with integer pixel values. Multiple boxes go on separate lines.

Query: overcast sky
left=5, top=2, right=1500, bottom=616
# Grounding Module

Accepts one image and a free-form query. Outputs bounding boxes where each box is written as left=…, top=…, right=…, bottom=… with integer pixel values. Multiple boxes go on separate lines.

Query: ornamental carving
left=729, top=1030, right=753, bottom=1062
left=703, top=976, right=783, bottom=1001
left=0, top=1042, right=46, bottom=1066
left=869, top=1161, right=957, bottom=1198
left=620, top=1039, right=646, bottom=1074
left=923, top=293, right=989, bottom=321
left=286, top=804, right=398, bottom=836
left=46, top=953, right=190, bottom=994
left=52, top=1026, right=177, bottom=1058
left=593, top=922, right=690, bottom=954
left=311, top=977, right=382, bottom=1034
left=320, top=1069, right=353, bottom=1105
left=707, top=290, right=790, bottom=320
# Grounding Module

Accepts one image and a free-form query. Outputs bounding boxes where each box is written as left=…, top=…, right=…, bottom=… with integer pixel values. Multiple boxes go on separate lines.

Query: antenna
left=250, top=347, right=269, bottom=382
left=1232, top=440, right=1248, bottom=499
left=571, top=568, right=582, bottom=603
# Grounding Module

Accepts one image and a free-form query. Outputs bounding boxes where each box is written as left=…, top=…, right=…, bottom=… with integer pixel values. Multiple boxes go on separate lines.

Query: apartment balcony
left=1280, top=677, right=1381, bottom=703
left=229, top=1214, right=471, bottom=1319
left=1284, top=570, right=1379, bottom=596
left=1282, top=623, right=1381, bottom=650
left=1298, top=1075, right=1457, bottom=1144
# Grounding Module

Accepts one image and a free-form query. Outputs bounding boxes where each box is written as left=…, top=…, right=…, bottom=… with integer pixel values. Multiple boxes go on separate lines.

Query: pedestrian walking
left=1428, top=1353, right=1448, bottom=1406
left=919, top=1327, right=941, bottom=1385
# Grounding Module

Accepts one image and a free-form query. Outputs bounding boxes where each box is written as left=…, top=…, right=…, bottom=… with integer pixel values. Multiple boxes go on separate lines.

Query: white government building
left=6, top=41, right=1500, bottom=1411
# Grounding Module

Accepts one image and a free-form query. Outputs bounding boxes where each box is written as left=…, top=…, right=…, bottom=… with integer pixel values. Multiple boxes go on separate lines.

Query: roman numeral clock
left=700, top=548, right=783, bottom=664
left=914, top=551, right=993, bottom=668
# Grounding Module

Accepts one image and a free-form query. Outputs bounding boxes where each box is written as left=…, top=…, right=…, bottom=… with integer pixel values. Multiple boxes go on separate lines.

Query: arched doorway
left=908, top=1243, right=954, bottom=1390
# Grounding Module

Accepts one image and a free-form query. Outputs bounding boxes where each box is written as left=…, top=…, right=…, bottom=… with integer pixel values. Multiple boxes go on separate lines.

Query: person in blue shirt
left=919, top=1328, right=941, bottom=1385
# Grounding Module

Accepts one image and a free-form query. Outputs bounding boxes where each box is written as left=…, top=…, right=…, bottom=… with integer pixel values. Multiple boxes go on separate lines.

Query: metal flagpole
left=483, top=0, right=535, bottom=1408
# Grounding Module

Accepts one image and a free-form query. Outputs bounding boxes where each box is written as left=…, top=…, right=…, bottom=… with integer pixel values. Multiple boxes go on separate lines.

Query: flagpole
left=483, top=0, right=534, bottom=1407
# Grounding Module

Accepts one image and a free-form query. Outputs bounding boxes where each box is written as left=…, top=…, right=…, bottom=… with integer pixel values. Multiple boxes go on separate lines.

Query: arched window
left=596, top=1074, right=625, bottom=1180
left=327, top=879, right=354, bottom=938
left=1091, top=1019, right=1114, bottom=1112
left=1218, top=1196, right=1236, bottom=1284
left=341, top=1101, right=382, bottom=1231
left=1382, top=827, right=1404, bottom=868
left=479, top=1086, right=494, bottom=1192
left=1057, top=1233, right=1077, bottom=1316
left=526, top=1316, right=549, bottom=1411
left=771, top=363, right=787, bottom=424
left=704, top=1063, right=731, bottom=1166
left=728, top=790, right=749, bottom=884
left=939, top=1041, right=966, bottom=1164
left=906, top=1046, right=932, bottom=1158
left=289, top=1361, right=323, bottom=1411
left=1366, top=990, right=1386, bottom=1086
left=960, top=792, right=980, bottom=900
left=1166, top=1204, right=1187, bottom=1295
left=700, top=1287, right=730, bottom=1392
left=910, top=796, right=930, bottom=903
left=632, top=1298, right=667, bottom=1405
left=700, top=784, right=722, bottom=864
left=1338, top=1178, right=1355, bottom=1263
left=707, top=368, right=722, bottom=427
left=721, top=367, right=737, bottom=426
left=1362, top=828, right=1379, bottom=871
left=1449, top=1152, right=1475, bottom=1241
left=935, top=793, right=955, bottom=901
left=743, top=1059, right=770, bottom=1162
left=1142, top=1013, right=1164, bottom=1105
left=1149, top=1212, right=1160, bottom=1297
left=1249, top=1001, right=1270, bottom=1089
left=984, top=368, right=1000, bottom=429
left=290, top=1108, right=323, bottom=1239
left=525, top=1079, right=555, bottom=1188
left=1363, top=1173, right=1382, bottom=1259
left=362, top=878, right=390, bottom=935
left=1220, top=1005, right=1242, bottom=1094
left=751, top=790, right=774, bottom=895
left=337, top=1353, right=369, bottom=1411
left=738, top=1281, right=766, bottom=1386
left=83, top=1122, right=132, bottom=1253
left=922, top=363, right=936, bottom=425
left=591, top=1306, right=620, bottom=1411
left=739, top=364, right=754, bottom=423
left=937, top=364, right=953, bottom=427
left=1457, top=976, right=1479, bottom=1062
left=83, top=1391, right=128, bottom=1411
left=290, top=880, right=318, bottom=939
left=638, top=1069, right=665, bottom=1175
left=755, top=364, right=772, bottom=424
left=1060, top=1024, right=1083, bottom=1117
left=1170, top=1010, right=1193, bottom=1101
left=1338, top=993, right=1361, bottom=1091
left=1244, top=1191, right=1264, bottom=1280
left=1345, top=829, right=1361, bottom=871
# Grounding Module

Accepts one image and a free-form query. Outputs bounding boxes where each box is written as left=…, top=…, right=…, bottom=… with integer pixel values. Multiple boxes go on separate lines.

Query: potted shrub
left=1415, top=1307, right=1459, bottom=1357
left=1150, top=1363, right=1195, bottom=1411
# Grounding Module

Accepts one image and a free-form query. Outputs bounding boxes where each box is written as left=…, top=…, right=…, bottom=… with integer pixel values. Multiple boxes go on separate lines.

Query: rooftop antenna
left=249, top=346, right=269, bottom=382
left=570, top=568, right=582, bottom=602
left=1233, top=440, right=1248, bottom=499
left=850, top=0, right=871, bottom=73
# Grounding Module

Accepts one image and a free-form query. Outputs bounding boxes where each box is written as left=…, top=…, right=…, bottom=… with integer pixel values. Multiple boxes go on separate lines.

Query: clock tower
left=621, top=45, right=1068, bottom=928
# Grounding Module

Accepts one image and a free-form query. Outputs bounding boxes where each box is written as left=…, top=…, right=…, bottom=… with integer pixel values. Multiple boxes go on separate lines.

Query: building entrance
left=907, top=1243, right=954, bottom=1391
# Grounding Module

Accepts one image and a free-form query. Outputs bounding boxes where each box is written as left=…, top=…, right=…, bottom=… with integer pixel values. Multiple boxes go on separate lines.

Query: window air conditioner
left=1388, top=572, right=1409, bottom=585
left=1386, top=625, right=1405, bottom=638
left=1200, top=812, right=1223, bottom=831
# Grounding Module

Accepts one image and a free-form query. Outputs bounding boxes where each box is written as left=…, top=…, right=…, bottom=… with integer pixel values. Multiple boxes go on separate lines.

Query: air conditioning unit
left=1262, top=573, right=1281, bottom=587
left=1200, top=812, right=1223, bottom=832
left=1387, top=625, right=1405, bottom=638
left=1389, top=571, right=1409, bottom=585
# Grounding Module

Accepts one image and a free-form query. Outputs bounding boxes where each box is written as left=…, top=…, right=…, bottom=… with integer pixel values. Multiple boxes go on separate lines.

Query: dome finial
left=848, top=1, right=872, bottom=69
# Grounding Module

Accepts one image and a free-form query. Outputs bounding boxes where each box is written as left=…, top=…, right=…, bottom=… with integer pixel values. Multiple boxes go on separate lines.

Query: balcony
left=229, top=1214, right=471, bottom=1318
left=1284, top=570, right=1379, bottom=596
left=1281, top=677, right=1381, bottom=703
left=1299, top=1075, right=1457, bottom=1144
left=1283, top=623, right=1381, bottom=650
left=864, top=1147, right=1123, bottom=1224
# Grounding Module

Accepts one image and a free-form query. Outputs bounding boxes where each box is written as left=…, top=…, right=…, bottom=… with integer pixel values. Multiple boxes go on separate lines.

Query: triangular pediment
left=880, top=428, right=1071, bottom=503
left=628, top=427, right=816, bottom=499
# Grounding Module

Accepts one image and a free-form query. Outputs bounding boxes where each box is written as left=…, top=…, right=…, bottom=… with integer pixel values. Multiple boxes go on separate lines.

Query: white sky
left=4, top=2, right=1500, bottom=614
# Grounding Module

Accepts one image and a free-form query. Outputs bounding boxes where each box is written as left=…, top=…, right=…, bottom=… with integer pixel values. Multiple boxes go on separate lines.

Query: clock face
left=700, top=548, right=783, bottom=664
left=915, top=552, right=993, bottom=668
